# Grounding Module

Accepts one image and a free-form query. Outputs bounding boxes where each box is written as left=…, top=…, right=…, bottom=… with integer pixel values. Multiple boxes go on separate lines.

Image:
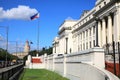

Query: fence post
left=113, top=41, right=116, bottom=75
left=53, top=54, right=55, bottom=71
left=2, top=72, right=4, bottom=80
left=63, top=54, right=66, bottom=77
left=93, top=47, right=105, bottom=68
left=118, top=42, right=120, bottom=77
left=47, top=56, right=49, bottom=69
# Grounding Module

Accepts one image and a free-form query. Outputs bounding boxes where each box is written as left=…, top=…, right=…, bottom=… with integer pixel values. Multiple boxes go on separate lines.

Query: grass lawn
left=19, top=69, right=69, bottom=80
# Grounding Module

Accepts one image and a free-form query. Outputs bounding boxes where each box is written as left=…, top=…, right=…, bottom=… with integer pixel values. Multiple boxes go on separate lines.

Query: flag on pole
left=30, top=13, right=39, bottom=20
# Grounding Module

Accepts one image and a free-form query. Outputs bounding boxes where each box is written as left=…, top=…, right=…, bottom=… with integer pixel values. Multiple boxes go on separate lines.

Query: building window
left=81, top=33, right=82, bottom=39
left=86, top=42, right=88, bottom=49
left=81, top=44, right=82, bottom=50
left=83, top=43, right=85, bottom=50
left=86, top=30, right=88, bottom=37
left=93, top=26, right=95, bottom=34
left=93, top=40, right=95, bottom=47
left=83, top=31, right=85, bottom=38
left=90, top=41, right=91, bottom=48
left=89, top=28, right=91, bottom=36
left=78, top=45, right=80, bottom=51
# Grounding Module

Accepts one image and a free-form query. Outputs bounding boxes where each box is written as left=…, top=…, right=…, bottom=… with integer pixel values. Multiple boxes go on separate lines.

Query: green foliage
left=0, top=48, right=18, bottom=61
left=0, top=48, right=7, bottom=60
left=23, top=47, right=53, bottom=60
left=27, top=47, right=53, bottom=57
left=29, top=50, right=38, bottom=56
left=23, top=55, right=27, bottom=61
left=39, top=46, right=53, bottom=56
left=19, top=69, right=69, bottom=80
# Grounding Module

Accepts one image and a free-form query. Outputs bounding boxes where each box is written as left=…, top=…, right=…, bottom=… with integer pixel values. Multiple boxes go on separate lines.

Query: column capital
left=102, top=18, right=105, bottom=22
left=108, top=15, right=111, bottom=19
left=95, top=17, right=101, bottom=22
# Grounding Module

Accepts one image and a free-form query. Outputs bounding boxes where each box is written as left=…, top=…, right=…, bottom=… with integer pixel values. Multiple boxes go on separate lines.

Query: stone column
left=98, top=21, right=102, bottom=47
left=75, top=36, right=77, bottom=52
left=85, top=30, right=86, bottom=50
left=118, top=8, right=120, bottom=42
left=102, top=18, right=106, bottom=46
left=88, top=29, right=90, bottom=49
left=91, top=27, right=93, bottom=48
left=78, top=34, right=80, bottom=51
left=113, top=10, right=120, bottom=42
left=95, top=20, right=99, bottom=47
left=80, top=33, right=82, bottom=51
left=108, top=15, right=113, bottom=43
left=82, top=32, right=84, bottom=50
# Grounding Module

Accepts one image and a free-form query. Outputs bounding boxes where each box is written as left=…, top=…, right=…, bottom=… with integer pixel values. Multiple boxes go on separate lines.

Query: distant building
left=24, top=40, right=30, bottom=53
left=12, top=40, right=30, bottom=59
left=53, top=0, right=120, bottom=54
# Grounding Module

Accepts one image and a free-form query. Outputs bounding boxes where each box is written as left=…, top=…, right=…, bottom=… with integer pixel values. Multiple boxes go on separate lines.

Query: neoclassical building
left=53, top=0, right=120, bottom=54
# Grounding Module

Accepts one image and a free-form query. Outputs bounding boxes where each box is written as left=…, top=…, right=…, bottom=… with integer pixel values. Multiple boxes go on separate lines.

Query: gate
left=103, top=41, right=120, bottom=78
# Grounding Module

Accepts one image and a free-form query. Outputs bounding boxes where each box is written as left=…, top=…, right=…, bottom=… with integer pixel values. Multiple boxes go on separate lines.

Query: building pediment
left=58, top=27, right=71, bottom=35
left=58, top=20, right=77, bottom=35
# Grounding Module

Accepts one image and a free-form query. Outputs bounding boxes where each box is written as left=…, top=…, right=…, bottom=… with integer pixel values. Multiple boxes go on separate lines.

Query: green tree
left=39, top=46, right=53, bottom=56
left=0, top=48, right=7, bottom=60
left=0, top=48, right=18, bottom=61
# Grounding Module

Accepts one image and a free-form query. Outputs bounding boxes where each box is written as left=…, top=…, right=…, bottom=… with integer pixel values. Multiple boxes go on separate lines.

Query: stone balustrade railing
left=44, top=47, right=119, bottom=80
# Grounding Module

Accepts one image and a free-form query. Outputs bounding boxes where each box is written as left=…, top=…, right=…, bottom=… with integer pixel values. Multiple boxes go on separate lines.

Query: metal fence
left=103, top=41, right=120, bottom=78
left=0, top=63, right=24, bottom=80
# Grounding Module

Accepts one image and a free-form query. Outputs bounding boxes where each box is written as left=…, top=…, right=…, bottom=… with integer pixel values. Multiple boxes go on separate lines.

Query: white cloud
left=0, top=5, right=38, bottom=20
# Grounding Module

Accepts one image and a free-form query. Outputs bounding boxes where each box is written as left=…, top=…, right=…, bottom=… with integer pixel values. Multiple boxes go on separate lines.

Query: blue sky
left=0, top=0, right=96, bottom=51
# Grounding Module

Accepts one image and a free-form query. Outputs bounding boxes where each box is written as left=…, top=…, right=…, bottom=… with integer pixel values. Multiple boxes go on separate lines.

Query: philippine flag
left=30, top=13, right=39, bottom=20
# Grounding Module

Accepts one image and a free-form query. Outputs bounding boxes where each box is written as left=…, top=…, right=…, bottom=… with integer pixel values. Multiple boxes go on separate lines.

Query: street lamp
left=0, top=26, right=8, bottom=66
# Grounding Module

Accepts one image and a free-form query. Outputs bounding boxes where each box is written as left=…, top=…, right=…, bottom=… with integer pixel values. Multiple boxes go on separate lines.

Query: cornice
left=95, top=0, right=104, bottom=6
left=58, top=27, right=71, bottom=35
left=72, top=17, right=95, bottom=34
left=94, top=0, right=117, bottom=16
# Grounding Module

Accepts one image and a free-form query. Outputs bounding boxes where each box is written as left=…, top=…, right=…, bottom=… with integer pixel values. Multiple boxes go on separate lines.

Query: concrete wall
left=26, top=47, right=119, bottom=80
left=45, top=47, right=119, bottom=80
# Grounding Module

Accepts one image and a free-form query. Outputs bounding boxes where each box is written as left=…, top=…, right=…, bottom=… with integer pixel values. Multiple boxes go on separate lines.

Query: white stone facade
left=53, top=0, right=120, bottom=54
left=44, top=47, right=119, bottom=80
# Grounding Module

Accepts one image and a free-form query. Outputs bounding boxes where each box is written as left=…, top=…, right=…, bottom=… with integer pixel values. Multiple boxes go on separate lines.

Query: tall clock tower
left=24, top=40, right=30, bottom=53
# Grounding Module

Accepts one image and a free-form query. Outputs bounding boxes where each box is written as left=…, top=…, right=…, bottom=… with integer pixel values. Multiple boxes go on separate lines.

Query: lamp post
left=0, top=26, right=8, bottom=66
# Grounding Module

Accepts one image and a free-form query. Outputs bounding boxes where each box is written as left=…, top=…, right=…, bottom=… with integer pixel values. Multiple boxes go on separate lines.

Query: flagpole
left=37, top=16, right=39, bottom=57
left=30, top=13, right=40, bottom=56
